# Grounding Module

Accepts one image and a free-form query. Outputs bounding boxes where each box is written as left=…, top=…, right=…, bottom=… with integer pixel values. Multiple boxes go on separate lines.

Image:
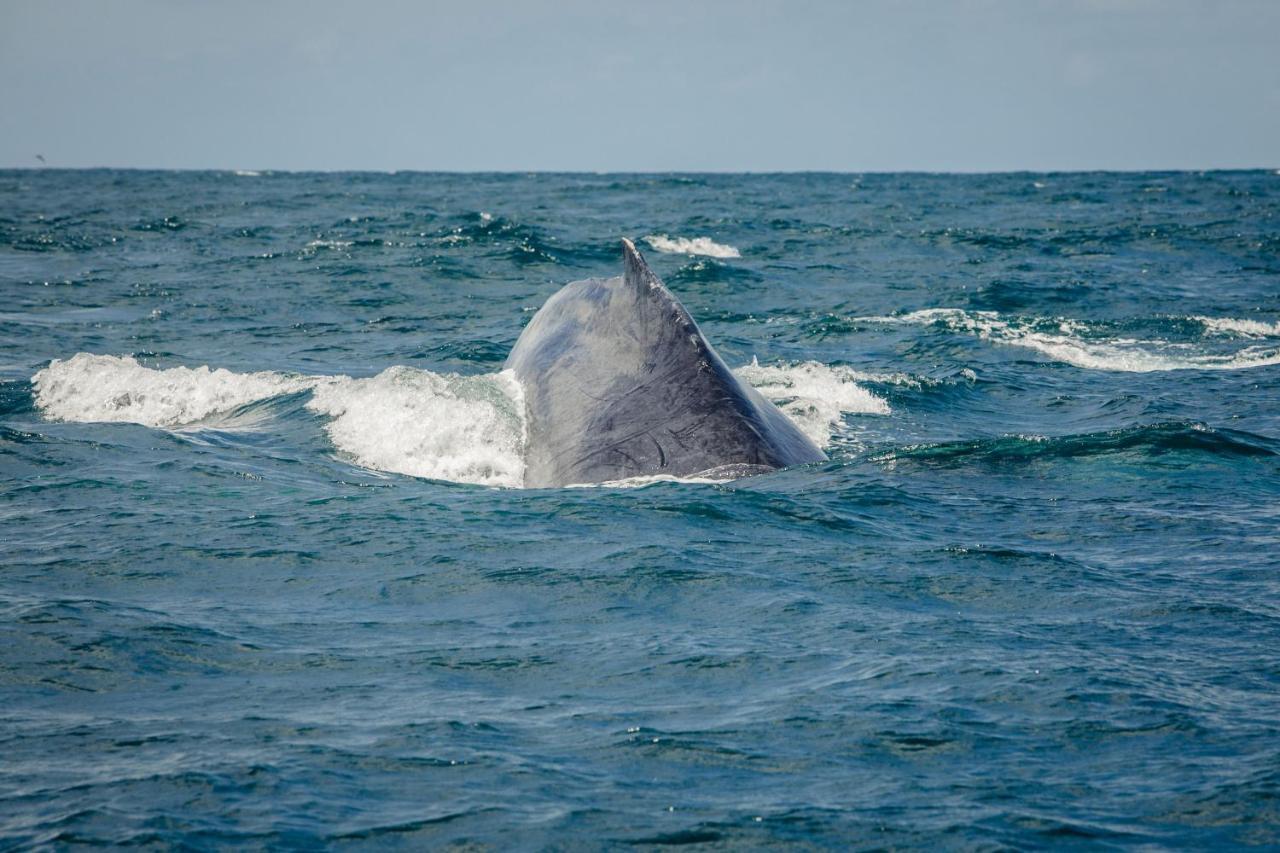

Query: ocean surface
left=2, top=169, right=1279, bottom=848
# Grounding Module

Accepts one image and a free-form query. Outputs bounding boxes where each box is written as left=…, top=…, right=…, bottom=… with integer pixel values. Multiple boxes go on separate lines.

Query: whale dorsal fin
left=621, top=237, right=660, bottom=293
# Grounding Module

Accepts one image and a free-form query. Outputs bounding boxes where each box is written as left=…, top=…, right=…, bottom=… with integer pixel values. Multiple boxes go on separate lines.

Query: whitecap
left=306, top=367, right=525, bottom=488
left=32, top=354, right=526, bottom=488
left=565, top=473, right=730, bottom=489
left=32, top=354, right=316, bottom=427
left=643, top=235, right=741, bottom=259
left=865, top=309, right=1280, bottom=372
left=1192, top=316, right=1280, bottom=339
left=734, top=358, right=891, bottom=446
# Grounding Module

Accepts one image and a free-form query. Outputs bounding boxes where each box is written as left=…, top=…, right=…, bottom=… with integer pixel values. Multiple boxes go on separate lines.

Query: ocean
left=2, top=169, right=1278, bottom=848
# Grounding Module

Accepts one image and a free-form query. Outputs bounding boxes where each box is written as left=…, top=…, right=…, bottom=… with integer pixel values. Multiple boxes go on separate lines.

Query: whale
left=504, top=238, right=827, bottom=487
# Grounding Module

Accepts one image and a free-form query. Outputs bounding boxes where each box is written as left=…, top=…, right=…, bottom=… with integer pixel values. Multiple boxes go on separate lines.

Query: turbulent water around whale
left=2, top=170, right=1279, bottom=847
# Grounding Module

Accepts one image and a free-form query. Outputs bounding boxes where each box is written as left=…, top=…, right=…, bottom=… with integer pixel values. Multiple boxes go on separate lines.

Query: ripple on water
left=2, top=169, right=1279, bottom=848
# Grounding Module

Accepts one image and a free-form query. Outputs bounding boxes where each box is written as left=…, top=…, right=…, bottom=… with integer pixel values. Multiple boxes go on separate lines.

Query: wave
left=1192, top=316, right=1280, bottom=339
left=307, top=367, right=525, bottom=487
left=874, top=422, right=1278, bottom=468
left=32, top=354, right=317, bottom=427
left=643, top=235, right=741, bottom=259
left=733, top=359, right=890, bottom=446
left=30, top=354, right=884, bottom=487
left=32, top=355, right=526, bottom=487
left=565, top=473, right=740, bottom=489
left=668, top=258, right=761, bottom=287
left=864, top=309, right=1280, bottom=372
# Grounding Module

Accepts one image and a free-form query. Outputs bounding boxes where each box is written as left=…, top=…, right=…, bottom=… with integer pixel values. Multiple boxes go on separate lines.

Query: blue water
left=2, top=170, right=1279, bottom=848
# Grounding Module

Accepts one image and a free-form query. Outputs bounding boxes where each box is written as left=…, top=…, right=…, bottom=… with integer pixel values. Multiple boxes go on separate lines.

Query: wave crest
left=735, top=359, right=890, bottom=446
left=875, top=422, right=1277, bottom=468
left=32, top=354, right=315, bottom=427
left=31, top=355, right=526, bottom=487
left=866, top=309, right=1280, bottom=372
left=307, top=367, right=525, bottom=487
left=1193, top=316, right=1280, bottom=339
left=30, top=354, right=872, bottom=486
left=643, top=235, right=741, bottom=259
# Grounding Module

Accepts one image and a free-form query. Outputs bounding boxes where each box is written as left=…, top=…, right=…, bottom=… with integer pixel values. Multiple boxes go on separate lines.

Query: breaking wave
left=31, top=354, right=316, bottom=427
left=733, top=359, right=891, bottom=446
left=864, top=309, right=1280, bottom=372
left=1193, top=316, right=1280, bottom=339
left=643, top=235, right=741, bottom=259
left=307, top=368, right=526, bottom=487
left=30, top=354, right=885, bottom=487
left=32, top=355, right=527, bottom=487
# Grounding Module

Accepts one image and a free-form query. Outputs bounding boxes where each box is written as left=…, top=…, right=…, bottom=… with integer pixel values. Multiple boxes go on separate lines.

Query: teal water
left=2, top=170, right=1279, bottom=848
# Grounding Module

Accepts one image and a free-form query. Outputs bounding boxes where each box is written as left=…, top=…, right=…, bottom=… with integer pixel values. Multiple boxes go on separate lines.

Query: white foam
left=566, top=473, right=729, bottom=489
left=32, top=353, right=891, bottom=487
left=32, top=355, right=526, bottom=487
left=305, top=239, right=353, bottom=250
left=866, top=309, right=1280, bottom=372
left=735, top=358, right=891, bottom=446
left=32, top=354, right=315, bottom=427
left=643, top=235, right=741, bottom=259
left=306, top=367, right=525, bottom=488
left=1193, top=316, right=1280, bottom=339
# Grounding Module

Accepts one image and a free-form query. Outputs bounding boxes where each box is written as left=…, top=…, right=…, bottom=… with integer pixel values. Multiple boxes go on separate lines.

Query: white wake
left=32, top=354, right=887, bottom=487
left=33, top=355, right=527, bottom=487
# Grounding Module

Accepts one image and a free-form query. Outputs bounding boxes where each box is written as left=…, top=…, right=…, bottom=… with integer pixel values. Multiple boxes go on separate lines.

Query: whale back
left=504, top=239, right=826, bottom=487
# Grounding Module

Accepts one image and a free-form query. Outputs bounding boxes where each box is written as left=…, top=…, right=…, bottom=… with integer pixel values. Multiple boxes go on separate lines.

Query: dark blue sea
left=2, top=170, right=1279, bottom=849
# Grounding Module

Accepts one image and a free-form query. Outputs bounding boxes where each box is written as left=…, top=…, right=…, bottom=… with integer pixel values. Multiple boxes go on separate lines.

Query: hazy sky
left=2, top=0, right=1276, bottom=171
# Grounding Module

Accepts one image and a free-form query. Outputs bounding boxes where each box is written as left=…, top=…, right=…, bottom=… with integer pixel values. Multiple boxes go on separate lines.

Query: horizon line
left=4, top=165, right=1278, bottom=176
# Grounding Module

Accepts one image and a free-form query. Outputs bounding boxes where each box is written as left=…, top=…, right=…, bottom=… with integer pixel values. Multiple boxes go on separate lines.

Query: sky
left=1, top=0, right=1277, bottom=172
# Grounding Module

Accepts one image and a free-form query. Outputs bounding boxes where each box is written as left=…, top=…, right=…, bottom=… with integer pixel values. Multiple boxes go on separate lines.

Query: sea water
left=2, top=170, right=1279, bottom=846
